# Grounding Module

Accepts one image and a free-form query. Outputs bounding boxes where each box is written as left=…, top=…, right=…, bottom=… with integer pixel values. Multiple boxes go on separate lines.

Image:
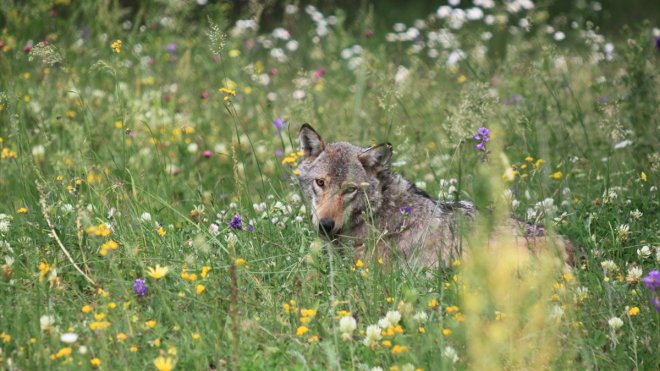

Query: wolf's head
left=297, top=123, right=392, bottom=239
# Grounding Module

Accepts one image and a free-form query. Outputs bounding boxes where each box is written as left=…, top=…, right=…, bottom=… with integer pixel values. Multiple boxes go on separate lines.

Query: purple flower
left=247, top=224, right=254, bottom=232
left=273, top=117, right=286, bottom=137
left=165, top=43, right=177, bottom=52
left=652, top=296, right=660, bottom=312
left=228, top=215, right=242, bottom=230
left=400, top=206, right=411, bottom=216
left=133, top=278, right=147, bottom=296
left=473, top=127, right=490, bottom=152
left=656, top=37, right=660, bottom=51
left=643, top=270, right=660, bottom=290
left=274, top=149, right=283, bottom=157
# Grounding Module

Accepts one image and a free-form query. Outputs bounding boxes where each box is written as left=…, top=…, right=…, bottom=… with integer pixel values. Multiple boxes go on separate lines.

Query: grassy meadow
left=0, top=1, right=659, bottom=369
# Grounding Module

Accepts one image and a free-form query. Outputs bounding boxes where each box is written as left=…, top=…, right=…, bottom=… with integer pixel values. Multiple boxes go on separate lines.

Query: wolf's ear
left=358, top=143, right=393, bottom=174
left=299, top=123, right=325, bottom=160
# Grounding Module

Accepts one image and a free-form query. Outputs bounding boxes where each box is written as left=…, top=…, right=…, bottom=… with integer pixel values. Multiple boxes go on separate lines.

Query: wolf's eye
left=344, top=185, right=358, bottom=194
left=315, top=179, right=325, bottom=188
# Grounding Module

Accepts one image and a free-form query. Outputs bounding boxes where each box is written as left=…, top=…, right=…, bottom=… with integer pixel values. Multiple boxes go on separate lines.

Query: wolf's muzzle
left=319, top=218, right=335, bottom=236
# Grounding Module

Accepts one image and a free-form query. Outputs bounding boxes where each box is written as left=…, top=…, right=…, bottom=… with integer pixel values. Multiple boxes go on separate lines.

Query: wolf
left=297, top=123, right=574, bottom=269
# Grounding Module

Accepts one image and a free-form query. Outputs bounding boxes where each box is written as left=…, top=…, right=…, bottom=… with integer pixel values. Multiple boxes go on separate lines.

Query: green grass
left=0, top=1, right=658, bottom=370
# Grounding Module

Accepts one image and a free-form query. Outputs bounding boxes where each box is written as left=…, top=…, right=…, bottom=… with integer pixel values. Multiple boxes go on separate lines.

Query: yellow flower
left=111, top=39, right=122, bottom=54
left=301, top=309, right=317, bottom=318
left=147, top=264, right=169, bottom=279
left=386, top=296, right=394, bottom=303
left=457, top=74, right=467, bottom=84
left=167, top=346, right=177, bottom=355
left=17, top=207, right=28, bottom=214
left=355, top=259, right=364, bottom=268
left=640, top=171, right=647, bottom=182
left=107, top=302, right=117, bottom=310
left=38, top=262, right=51, bottom=282
left=442, top=328, right=452, bottom=336
left=94, top=313, right=106, bottom=321
left=90, top=358, right=102, bottom=366
left=200, top=266, right=211, bottom=278
left=145, top=320, right=157, bottom=329
left=550, top=171, right=563, bottom=180
left=153, top=356, right=175, bottom=371
left=89, top=321, right=111, bottom=331
left=129, top=345, right=138, bottom=352
left=195, top=284, right=206, bottom=295
left=192, top=332, right=201, bottom=340
left=382, top=340, right=392, bottom=347
left=525, top=156, right=534, bottom=162
left=157, top=226, right=166, bottom=237
left=228, top=49, right=240, bottom=58
left=53, top=346, right=72, bottom=359
left=82, top=305, right=93, bottom=313
left=391, top=345, right=409, bottom=355
left=534, top=159, right=545, bottom=168
left=628, top=306, right=640, bottom=316
left=427, top=299, right=438, bottom=309
left=1, top=332, right=11, bottom=343
left=296, top=326, right=309, bottom=336
left=116, top=332, right=128, bottom=341
left=445, top=305, right=460, bottom=314
left=308, top=335, right=319, bottom=343
left=418, top=326, right=425, bottom=334
left=234, top=258, right=246, bottom=266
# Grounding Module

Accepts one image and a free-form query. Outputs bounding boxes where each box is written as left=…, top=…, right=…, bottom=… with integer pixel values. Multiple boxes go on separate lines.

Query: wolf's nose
left=319, top=218, right=335, bottom=235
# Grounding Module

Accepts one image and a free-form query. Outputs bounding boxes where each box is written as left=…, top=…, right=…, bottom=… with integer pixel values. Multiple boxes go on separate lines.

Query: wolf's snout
left=319, top=218, right=335, bottom=235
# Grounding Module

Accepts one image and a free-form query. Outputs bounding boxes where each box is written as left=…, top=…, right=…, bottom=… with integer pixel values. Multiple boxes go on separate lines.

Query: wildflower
left=445, top=305, right=460, bottom=314
left=601, top=260, right=619, bottom=275
left=60, top=333, right=78, bottom=344
left=116, top=332, right=128, bottom=341
left=1, top=332, right=10, bottom=343
left=53, top=347, right=72, bottom=359
left=391, top=345, right=408, bottom=355
left=100, top=239, right=119, bottom=256
left=146, top=264, right=169, bottom=279
left=442, top=346, right=459, bottom=363
left=442, top=328, right=452, bottom=336
left=192, top=332, right=201, bottom=340
left=363, top=324, right=382, bottom=348
left=626, top=266, right=643, bottom=284
left=399, top=206, right=411, bottom=216
left=228, top=215, right=243, bottom=230
left=90, top=358, right=102, bottom=366
left=129, top=345, right=138, bottom=352
left=38, top=262, right=51, bottom=282
left=82, top=305, right=93, bottom=313
left=472, top=127, right=490, bottom=152
left=428, top=299, right=438, bottom=309
left=157, top=226, right=167, bottom=237
left=234, top=258, right=246, bottom=266
left=153, top=356, right=176, bottom=371
left=617, top=224, right=630, bottom=242
left=643, top=270, right=660, bottom=290
left=640, top=171, right=647, bottom=182
left=145, top=320, right=157, bottom=329
left=273, top=117, right=285, bottom=137
left=550, top=171, right=563, bottom=180
left=339, top=316, right=357, bottom=340
left=200, top=266, right=211, bottom=278
left=40, top=315, right=55, bottom=331
left=111, top=39, right=122, bottom=54
left=133, top=278, right=148, bottom=296
left=296, top=325, right=309, bottom=336
left=89, top=321, right=111, bottom=330
left=219, top=87, right=237, bottom=101
left=355, top=259, right=364, bottom=268
left=17, top=207, right=28, bottom=214
left=630, top=209, right=643, bottom=220
left=608, top=317, right=623, bottom=330
left=628, top=307, right=640, bottom=316
left=195, top=284, right=206, bottom=295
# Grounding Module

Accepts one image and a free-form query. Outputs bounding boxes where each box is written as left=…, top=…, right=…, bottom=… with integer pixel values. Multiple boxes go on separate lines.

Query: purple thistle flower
left=133, top=278, right=147, bottom=296
left=228, top=215, right=242, bottom=230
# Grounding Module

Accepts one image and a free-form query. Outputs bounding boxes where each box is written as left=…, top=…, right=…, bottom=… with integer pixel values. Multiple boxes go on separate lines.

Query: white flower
left=208, top=223, right=219, bottom=236
left=600, top=260, right=618, bottom=274
left=617, top=224, right=630, bottom=241
left=78, top=345, right=88, bottom=354
left=394, top=66, right=409, bottom=85
left=378, top=310, right=401, bottom=329
left=363, top=324, right=382, bottom=347
left=549, top=304, right=564, bottom=321
left=32, top=144, right=45, bottom=158
left=139, top=212, right=152, bottom=223
left=442, top=346, right=459, bottom=363
left=553, top=31, right=566, bottom=41
left=637, top=245, right=651, bottom=259
left=292, top=90, right=306, bottom=100
left=614, top=139, right=632, bottom=149
left=271, top=27, right=290, bottom=40
left=40, top=315, right=55, bottom=331
left=436, top=6, right=451, bottom=19
left=187, top=142, right=198, bottom=153
left=608, top=317, right=623, bottom=330
left=339, top=316, right=357, bottom=340
left=285, top=4, right=298, bottom=14
left=412, top=311, right=428, bottom=323
left=286, top=40, right=299, bottom=51
left=466, top=7, right=484, bottom=20
left=630, top=209, right=643, bottom=220
left=60, top=333, right=78, bottom=344
left=0, top=219, right=10, bottom=233
left=626, top=266, right=642, bottom=283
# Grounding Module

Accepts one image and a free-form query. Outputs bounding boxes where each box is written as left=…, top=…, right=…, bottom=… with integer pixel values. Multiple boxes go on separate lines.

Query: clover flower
left=339, top=315, right=357, bottom=340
